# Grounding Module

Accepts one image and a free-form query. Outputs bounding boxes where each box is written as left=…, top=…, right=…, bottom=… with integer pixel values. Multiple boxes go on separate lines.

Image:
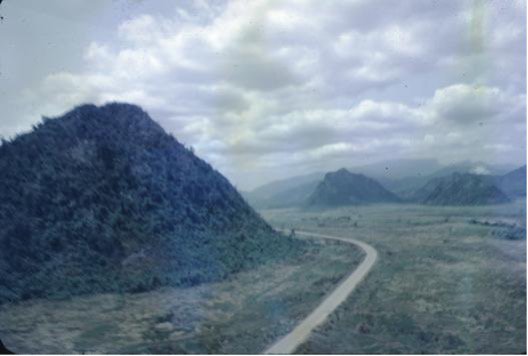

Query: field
left=0, top=238, right=363, bottom=354
left=1, top=201, right=525, bottom=354
left=262, top=200, right=526, bottom=354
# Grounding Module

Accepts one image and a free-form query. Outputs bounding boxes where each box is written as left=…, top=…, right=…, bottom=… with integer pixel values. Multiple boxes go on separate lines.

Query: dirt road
left=264, top=230, right=378, bottom=354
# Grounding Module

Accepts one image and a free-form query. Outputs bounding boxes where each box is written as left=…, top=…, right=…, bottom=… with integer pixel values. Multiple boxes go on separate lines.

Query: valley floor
left=1, top=201, right=525, bottom=354
left=262, top=201, right=526, bottom=354
left=0, top=237, right=363, bottom=354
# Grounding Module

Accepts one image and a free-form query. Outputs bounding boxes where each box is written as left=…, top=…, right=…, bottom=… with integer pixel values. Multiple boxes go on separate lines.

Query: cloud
left=1, top=0, right=525, bottom=188
left=423, top=84, right=524, bottom=125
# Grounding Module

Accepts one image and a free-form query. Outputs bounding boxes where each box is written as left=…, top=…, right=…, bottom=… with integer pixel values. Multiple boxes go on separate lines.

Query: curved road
left=264, top=230, right=378, bottom=354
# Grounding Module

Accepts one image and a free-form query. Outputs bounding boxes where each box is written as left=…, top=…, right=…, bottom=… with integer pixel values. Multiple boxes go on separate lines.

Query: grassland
left=1, top=201, right=524, bottom=354
left=0, top=237, right=363, bottom=354
left=262, top=200, right=526, bottom=354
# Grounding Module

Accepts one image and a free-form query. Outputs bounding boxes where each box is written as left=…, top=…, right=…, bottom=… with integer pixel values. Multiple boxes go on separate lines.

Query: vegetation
left=0, top=103, right=524, bottom=352
left=0, top=239, right=364, bottom=354
left=262, top=201, right=526, bottom=354
left=307, top=168, right=400, bottom=207
left=0, top=103, right=304, bottom=303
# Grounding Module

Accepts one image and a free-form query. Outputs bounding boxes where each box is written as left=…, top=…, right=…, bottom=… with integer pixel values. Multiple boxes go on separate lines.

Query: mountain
left=243, top=159, right=439, bottom=208
left=385, top=161, right=518, bottom=200
left=496, top=165, right=526, bottom=198
left=306, top=168, right=400, bottom=207
left=244, top=159, right=521, bottom=209
left=0, top=103, right=302, bottom=303
left=243, top=171, right=324, bottom=208
left=380, top=175, right=434, bottom=200
left=409, top=176, right=445, bottom=203
left=417, top=173, right=510, bottom=206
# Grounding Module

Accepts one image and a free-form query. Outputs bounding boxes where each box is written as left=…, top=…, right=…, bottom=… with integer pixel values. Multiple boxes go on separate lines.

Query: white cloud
left=1, top=0, right=525, bottom=188
left=423, top=84, right=524, bottom=125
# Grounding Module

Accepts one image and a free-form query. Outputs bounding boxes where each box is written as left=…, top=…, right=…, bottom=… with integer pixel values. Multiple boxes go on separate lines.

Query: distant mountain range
left=410, top=167, right=526, bottom=205
left=244, top=160, right=525, bottom=209
left=243, top=158, right=438, bottom=209
left=415, top=173, right=511, bottom=206
left=383, top=161, right=519, bottom=199
left=0, top=103, right=303, bottom=303
left=307, top=168, right=400, bottom=207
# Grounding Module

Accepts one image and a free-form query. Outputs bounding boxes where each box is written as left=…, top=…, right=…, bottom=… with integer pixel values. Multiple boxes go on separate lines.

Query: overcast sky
left=0, top=0, right=525, bottom=189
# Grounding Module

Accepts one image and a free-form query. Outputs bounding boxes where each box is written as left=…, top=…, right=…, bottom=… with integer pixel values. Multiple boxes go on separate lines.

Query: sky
left=0, top=0, right=526, bottom=190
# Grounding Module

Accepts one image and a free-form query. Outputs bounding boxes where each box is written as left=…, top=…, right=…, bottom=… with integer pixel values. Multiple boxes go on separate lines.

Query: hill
left=419, top=173, right=510, bottom=206
left=243, top=159, right=438, bottom=208
left=383, top=161, right=517, bottom=200
left=243, top=160, right=523, bottom=209
left=244, top=159, right=507, bottom=208
left=306, top=168, right=400, bottom=207
left=496, top=165, right=526, bottom=198
left=0, top=103, right=302, bottom=303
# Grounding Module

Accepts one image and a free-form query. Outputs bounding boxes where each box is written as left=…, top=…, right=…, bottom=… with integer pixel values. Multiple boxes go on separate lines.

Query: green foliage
left=0, top=103, right=304, bottom=304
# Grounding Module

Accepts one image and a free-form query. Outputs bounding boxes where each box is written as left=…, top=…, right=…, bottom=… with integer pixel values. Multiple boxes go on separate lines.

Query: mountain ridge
left=245, top=161, right=524, bottom=209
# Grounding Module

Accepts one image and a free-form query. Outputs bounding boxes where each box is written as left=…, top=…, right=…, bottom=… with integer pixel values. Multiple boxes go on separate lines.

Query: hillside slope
left=307, top=168, right=400, bottom=207
left=497, top=165, right=526, bottom=198
left=383, top=161, right=517, bottom=200
left=0, top=103, right=302, bottom=303
left=420, top=173, right=510, bottom=205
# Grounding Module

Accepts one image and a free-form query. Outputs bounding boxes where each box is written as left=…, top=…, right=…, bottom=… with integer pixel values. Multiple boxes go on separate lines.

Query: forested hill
left=307, top=168, right=400, bottom=207
left=0, top=103, right=302, bottom=303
